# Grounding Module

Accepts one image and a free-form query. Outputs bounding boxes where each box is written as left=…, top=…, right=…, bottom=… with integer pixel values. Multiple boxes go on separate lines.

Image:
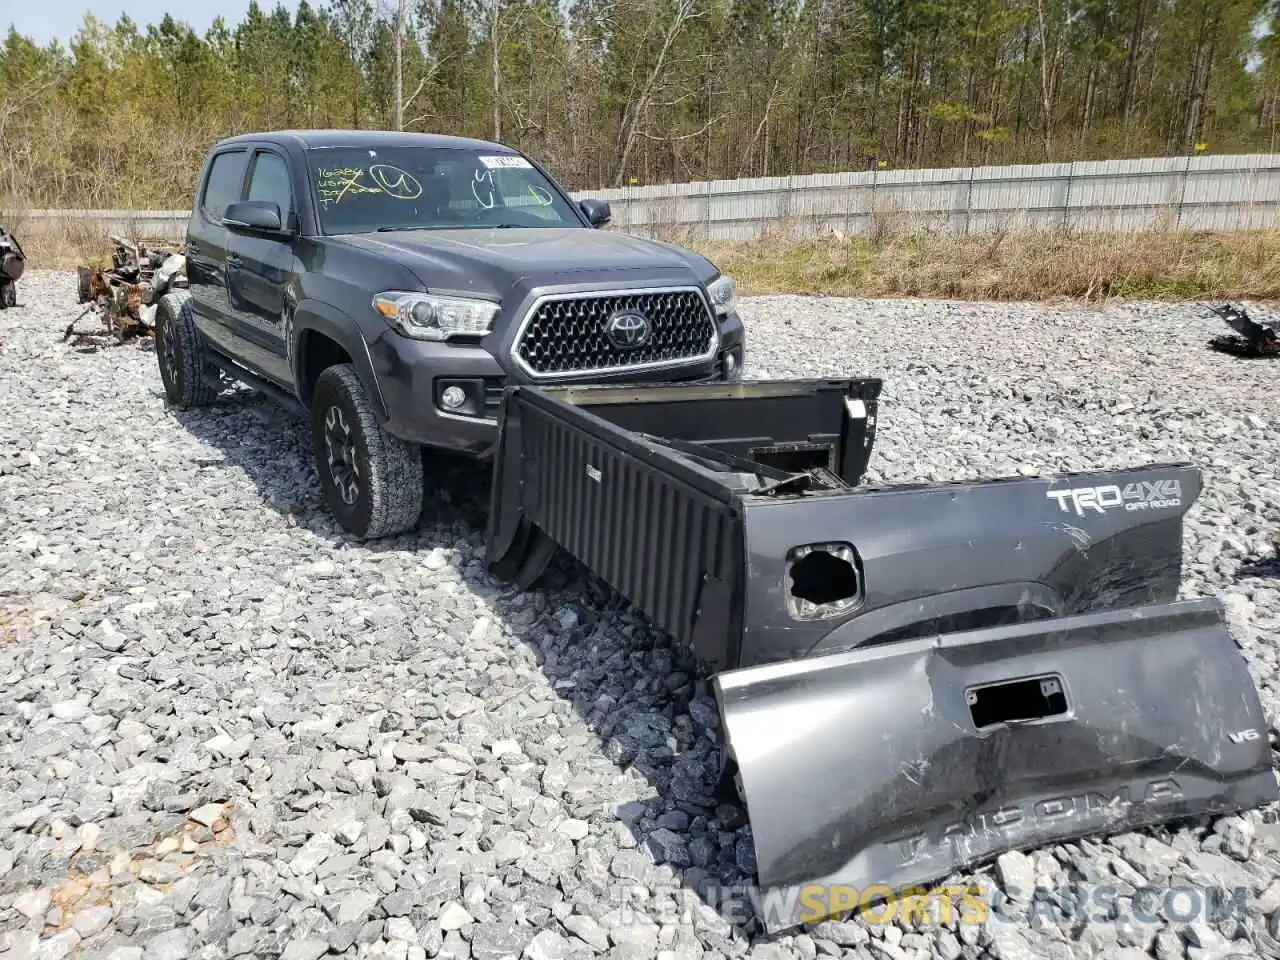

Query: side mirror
left=223, top=200, right=287, bottom=235
left=579, top=198, right=611, bottom=228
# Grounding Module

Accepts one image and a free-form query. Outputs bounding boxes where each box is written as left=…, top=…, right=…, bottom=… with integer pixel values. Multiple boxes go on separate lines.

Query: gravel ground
left=1, top=269, right=1278, bottom=960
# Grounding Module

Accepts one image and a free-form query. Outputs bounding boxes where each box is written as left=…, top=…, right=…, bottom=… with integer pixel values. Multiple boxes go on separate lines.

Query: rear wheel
left=0, top=282, right=14, bottom=309
left=310, top=363, right=424, bottom=539
left=154, top=291, right=218, bottom=407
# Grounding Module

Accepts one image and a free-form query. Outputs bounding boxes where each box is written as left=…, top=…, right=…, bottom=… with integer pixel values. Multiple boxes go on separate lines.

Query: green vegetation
left=23, top=217, right=1279, bottom=305
left=697, top=229, right=1280, bottom=301
left=0, top=0, right=1277, bottom=210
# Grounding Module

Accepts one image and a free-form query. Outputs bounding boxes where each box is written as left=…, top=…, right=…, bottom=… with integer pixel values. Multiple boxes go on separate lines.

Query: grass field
left=13, top=215, right=1280, bottom=304
left=695, top=229, right=1280, bottom=302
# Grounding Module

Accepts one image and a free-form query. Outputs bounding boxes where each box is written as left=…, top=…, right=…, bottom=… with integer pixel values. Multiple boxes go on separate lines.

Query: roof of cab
left=211, top=129, right=515, bottom=153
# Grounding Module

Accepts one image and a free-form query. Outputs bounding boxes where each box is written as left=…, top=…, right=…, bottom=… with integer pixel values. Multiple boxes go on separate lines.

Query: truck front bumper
left=366, top=318, right=746, bottom=456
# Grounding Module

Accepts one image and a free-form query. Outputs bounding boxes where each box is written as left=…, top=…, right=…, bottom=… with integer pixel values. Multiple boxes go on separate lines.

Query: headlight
left=372, top=291, right=499, bottom=341
left=706, top=274, right=737, bottom=317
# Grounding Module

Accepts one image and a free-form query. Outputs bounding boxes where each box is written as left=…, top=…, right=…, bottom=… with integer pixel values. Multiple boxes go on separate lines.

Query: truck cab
left=155, top=129, right=745, bottom=539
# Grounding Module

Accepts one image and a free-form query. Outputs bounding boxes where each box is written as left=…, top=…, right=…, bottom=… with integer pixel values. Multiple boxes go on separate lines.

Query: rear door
left=223, top=147, right=297, bottom=385
left=185, top=146, right=250, bottom=356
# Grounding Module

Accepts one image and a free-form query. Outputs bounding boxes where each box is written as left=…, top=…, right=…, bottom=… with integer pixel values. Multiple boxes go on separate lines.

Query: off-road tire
left=310, top=363, right=424, bottom=540
left=155, top=290, right=218, bottom=407
left=0, top=282, right=14, bottom=309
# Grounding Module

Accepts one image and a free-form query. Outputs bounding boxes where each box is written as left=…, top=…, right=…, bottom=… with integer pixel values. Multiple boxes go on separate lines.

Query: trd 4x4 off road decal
left=1046, top=479, right=1183, bottom=517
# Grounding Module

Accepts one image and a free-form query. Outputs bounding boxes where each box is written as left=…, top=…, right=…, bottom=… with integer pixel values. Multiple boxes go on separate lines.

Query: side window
left=201, top=150, right=248, bottom=223
left=246, top=151, right=293, bottom=222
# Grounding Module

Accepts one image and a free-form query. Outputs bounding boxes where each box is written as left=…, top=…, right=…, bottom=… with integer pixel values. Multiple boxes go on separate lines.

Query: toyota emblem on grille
left=604, top=311, right=651, bottom=349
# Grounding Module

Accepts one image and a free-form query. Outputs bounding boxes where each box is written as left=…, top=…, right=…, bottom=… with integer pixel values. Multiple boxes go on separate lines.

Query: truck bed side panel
left=738, top=464, right=1201, bottom=667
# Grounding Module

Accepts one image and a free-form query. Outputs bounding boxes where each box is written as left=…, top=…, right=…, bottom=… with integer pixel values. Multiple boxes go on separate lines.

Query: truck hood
left=330, top=228, right=710, bottom=295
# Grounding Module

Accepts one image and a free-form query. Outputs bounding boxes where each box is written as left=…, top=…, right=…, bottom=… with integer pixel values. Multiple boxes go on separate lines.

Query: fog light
left=441, top=386, right=467, bottom=410
left=723, top=347, right=743, bottom=381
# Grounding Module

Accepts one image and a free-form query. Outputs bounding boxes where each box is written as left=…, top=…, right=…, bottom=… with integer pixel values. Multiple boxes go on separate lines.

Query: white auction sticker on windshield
left=479, top=155, right=532, bottom=169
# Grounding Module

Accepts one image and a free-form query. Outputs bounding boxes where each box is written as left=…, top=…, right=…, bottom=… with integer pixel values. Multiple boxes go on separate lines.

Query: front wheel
left=310, top=363, right=424, bottom=539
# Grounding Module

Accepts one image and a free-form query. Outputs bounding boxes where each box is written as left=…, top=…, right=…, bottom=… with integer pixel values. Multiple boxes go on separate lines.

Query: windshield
left=306, top=145, right=585, bottom=234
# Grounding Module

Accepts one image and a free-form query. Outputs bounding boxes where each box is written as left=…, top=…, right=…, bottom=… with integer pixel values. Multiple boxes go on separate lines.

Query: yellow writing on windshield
left=316, top=165, right=423, bottom=206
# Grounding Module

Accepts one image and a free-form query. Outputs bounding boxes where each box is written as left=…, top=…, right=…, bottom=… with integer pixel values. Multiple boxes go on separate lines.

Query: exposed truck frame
left=0, top=227, right=24, bottom=309
left=482, top=377, right=1278, bottom=933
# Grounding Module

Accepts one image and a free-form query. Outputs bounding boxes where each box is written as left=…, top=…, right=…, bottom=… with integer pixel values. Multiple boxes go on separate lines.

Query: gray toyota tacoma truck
left=155, top=129, right=1278, bottom=932
left=155, top=129, right=744, bottom=538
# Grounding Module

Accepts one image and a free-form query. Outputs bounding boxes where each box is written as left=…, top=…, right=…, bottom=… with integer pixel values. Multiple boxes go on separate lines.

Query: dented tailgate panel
left=714, top=598, right=1278, bottom=933
left=737, top=463, right=1202, bottom=667
left=486, top=380, right=1280, bottom=936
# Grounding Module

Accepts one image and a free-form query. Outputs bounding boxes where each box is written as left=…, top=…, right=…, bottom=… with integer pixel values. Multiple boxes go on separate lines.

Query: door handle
left=226, top=253, right=243, bottom=267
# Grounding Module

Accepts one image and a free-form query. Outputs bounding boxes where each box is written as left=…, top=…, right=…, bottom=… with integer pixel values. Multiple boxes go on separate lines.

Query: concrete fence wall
left=9, top=209, right=196, bottom=240
left=11, top=153, right=1280, bottom=243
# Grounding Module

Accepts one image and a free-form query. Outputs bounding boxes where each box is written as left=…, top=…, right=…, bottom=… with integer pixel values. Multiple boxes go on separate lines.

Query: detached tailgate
left=715, top=597, right=1276, bottom=931
left=486, top=380, right=1278, bottom=933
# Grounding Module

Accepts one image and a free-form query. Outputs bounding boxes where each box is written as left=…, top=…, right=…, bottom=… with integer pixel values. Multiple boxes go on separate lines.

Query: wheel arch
left=291, top=300, right=388, bottom=421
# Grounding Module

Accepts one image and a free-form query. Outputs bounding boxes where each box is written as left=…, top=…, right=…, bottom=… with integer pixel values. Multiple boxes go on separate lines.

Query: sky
left=1, top=0, right=300, bottom=47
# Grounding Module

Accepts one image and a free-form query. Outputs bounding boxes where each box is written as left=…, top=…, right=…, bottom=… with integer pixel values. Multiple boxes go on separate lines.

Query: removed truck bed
left=485, top=378, right=1278, bottom=933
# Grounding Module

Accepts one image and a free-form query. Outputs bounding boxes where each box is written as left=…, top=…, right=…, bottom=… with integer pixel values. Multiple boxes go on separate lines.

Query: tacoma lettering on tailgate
left=896, top=778, right=1183, bottom=865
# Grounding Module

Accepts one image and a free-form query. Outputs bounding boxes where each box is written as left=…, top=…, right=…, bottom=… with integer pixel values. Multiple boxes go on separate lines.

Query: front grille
left=513, top=288, right=716, bottom=377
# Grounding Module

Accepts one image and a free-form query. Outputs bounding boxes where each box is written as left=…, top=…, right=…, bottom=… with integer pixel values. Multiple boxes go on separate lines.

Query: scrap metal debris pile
left=0, top=227, right=24, bottom=309
left=1206, top=302, right=1279, bottom=358
left=63, top=235, right=186, bottom=348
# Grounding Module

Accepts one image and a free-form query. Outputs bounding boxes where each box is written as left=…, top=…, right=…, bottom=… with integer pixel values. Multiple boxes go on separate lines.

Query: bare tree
left=0, top=68, right=64, bottom=145
left=394, top=0, right=406, bottom=129
left=376, top=0, right=411, bottom=129
left=1180, top=1, right=1225, bottom=153
left=612, top=0, right=704, bottom=186
left=484, top=0, right=502, bottom=140
left=328, top=0, right=374, bottom=124
left=1035, top=0, right=1067, bottom=158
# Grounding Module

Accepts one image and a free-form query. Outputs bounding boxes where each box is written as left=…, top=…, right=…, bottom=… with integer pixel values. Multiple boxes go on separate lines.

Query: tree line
left=0, top=0, right=1276, bottom=209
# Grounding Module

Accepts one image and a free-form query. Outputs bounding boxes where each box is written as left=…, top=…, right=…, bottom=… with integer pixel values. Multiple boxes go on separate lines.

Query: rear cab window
left=201, top=149, right=249, bottom=224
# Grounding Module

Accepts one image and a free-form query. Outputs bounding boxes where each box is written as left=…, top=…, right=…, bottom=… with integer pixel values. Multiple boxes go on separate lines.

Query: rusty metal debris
left=1205, top=302, right=1279, bottom=358
left=64, top=235, right=186, bottom=349
left=0, top=227, right=25, bottom=309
